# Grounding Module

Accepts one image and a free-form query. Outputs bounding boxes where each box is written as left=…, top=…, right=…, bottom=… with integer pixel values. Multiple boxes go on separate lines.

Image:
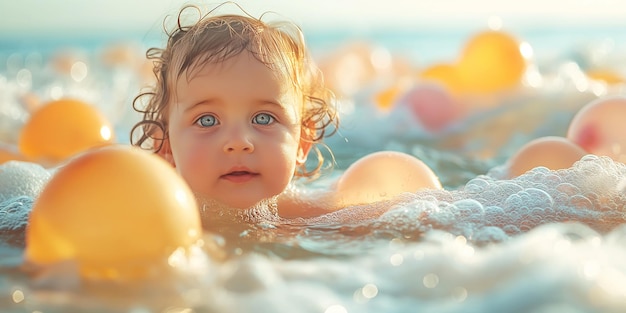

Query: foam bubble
left=0, top=161, right=51, bottom=203
left=333, top=154, right=626, bottom=246
left=0, top=196, right=33, bottom=246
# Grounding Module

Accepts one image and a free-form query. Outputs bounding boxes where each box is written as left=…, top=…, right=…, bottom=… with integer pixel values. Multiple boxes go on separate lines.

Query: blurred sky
left=1, top=0, right=625, bottom=37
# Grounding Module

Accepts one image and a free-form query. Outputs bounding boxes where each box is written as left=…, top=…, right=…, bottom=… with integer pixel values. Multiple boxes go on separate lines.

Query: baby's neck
left=197, top=196, right=280, bottom=228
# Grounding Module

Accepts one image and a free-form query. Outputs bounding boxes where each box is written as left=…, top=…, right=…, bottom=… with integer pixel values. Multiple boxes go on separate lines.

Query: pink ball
left=402, top=83, right=461, bottom=132
left=506, top=136, right=587, bottom=178
left=567, top=96, right=626, bottom=164
left=335, top=151, right=442, bottom=206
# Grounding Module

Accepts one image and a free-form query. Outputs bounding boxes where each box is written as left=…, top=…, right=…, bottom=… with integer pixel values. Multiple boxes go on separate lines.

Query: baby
left=130, top=3, right=441, bottom=223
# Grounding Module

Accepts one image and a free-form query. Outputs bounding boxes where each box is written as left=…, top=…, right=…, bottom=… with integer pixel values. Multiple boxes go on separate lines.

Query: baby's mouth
left=224, top=171, right=254, bottom=176
left=221, top=170, right=259, bottom=182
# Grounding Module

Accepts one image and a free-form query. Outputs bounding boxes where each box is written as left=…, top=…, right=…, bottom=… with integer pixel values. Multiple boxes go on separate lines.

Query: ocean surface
left=1, top=24, right=626, bottom=312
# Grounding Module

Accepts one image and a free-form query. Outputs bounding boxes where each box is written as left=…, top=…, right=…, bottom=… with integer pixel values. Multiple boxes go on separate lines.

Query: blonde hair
left=131, top=3, right=338, bottom=178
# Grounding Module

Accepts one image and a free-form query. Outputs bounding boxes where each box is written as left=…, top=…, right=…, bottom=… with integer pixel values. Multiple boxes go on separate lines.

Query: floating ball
left=336, top=151, right=442, bottom=206
left=506, top=136, right=588, bottom=178
left=317, top=42, right=379, bottom=97
left=567, top=96, right=626, bottom=164
left=374, top=79, right=412, bottom=112
left=402, top=83, right=461, bottom=132
left=374, top=84, right=403, bottom=112
left=420, top=63, right=462, bottom=94
left=586, top=69, right=624, bottom=85
left=18, top=98, right=114, bottom=165
left=457, top=30, right=529, bottom=94
left=24, top=145, right=201, bottom=280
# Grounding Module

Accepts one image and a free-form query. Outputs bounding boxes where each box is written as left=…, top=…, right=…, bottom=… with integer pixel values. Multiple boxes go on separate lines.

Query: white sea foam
left=2, top=155, right=625, bottom=312
left=0, top=161, right=50, bottom=203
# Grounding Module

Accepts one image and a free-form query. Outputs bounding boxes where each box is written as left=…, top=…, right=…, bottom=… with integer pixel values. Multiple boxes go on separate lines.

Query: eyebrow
left=183, top=99, right=215, bottom=113
left=183, top=98, right=288, bottom=113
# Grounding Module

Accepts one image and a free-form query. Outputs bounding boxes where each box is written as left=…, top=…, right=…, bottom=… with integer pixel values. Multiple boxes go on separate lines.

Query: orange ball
left=336, top=151, right=442, bottom=206
left=506, top=136, right=588, bottom=178
left=374, top=84, right=403, bottom=111
left=420, top=63, right=462, bottom=94
left=18, top=99, right=114, bottom=164
left=567, top=96, right=626, bottom=164
left=24, top=145, right=201, bottom=280
left=457, top=30, right=528, bottom=94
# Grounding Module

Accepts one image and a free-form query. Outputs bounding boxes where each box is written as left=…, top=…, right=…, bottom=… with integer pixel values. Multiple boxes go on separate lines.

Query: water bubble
left=504, top=188, right=553, bottom=211
left=325, top=304, right=347, bottom=313
left=452, top=286, right=468, bottom=302
left=16, top=69, right=32, bottom=89
left=543, top=173, right=562, bottom=186
left=474, top=226, right=509, bottom=245
left=70, top=61, right=88, bottom=82
left=361, top=283, right=378, bottom=299
left=495, top=181, right=523, bottom=195
left=423, top=273, right=439, bottom=288
left=50, top=85, right=63, bottom=99
left=569, top=194, right=593, bottom=210
left=503, top=225, right=521, bottom=235
left=557, top=183, right=581, bottom=196
left=390, top=253, right=404, bottom=266
left=484, top=206, right=506, bottom=226
left=464, top=177, right=491, bottom=194
left=11, top=289, right=24, bottom=303
left=454, top=235, right=467, bottom=245
left=452, top=199, right=485, bottom=223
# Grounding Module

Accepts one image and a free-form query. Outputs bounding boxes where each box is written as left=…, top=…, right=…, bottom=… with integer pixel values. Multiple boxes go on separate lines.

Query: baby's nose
left=223, top=130, right=254, bottom=153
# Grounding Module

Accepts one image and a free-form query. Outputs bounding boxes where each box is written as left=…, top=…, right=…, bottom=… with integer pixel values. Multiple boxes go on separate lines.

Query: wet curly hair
left=130, top=3, right=338, bottom=179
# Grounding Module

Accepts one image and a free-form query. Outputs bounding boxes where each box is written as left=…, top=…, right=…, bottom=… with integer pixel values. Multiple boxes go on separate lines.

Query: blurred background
left=1, top=0, right=626, bottom=186
left=2, top=0, right=625, bottom=35
left=2, top=0, right=625, bottom=57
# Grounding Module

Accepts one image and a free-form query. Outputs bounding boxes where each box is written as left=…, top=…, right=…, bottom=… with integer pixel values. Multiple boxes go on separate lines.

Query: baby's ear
left=156, top=137, right=176, bottom=167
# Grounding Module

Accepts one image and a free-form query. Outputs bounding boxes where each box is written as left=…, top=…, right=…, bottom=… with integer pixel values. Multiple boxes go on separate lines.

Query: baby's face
left=165, top=52, right=305, bottom=209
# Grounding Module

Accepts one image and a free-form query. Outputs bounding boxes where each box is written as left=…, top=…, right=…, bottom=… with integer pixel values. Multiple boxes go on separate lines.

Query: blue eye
left=196, top=114, right=218, bottom=127
left=252, top=113, right=275, bottom=125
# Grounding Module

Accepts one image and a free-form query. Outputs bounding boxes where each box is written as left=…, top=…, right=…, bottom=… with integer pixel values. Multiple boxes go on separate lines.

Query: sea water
left=1, top=26, right=626, bottom=313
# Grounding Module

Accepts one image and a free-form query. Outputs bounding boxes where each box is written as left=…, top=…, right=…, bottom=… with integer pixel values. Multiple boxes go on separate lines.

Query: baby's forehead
left=171, top=52, right=302, bottom=106
left=176, top=51, right=297, bottom=90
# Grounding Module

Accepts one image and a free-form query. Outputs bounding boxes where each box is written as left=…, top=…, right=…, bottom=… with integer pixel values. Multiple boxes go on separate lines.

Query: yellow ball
left=586, top=68, right=624, bottom=85
left=457, top=30, right=528, bottom=94
left=18, top=98, right=114, bottom=164
left=374, top=84, right=403, bottom=111
left=336, top=151, right=442, bottom=206
left=24, top=145, right=201, bottom=280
